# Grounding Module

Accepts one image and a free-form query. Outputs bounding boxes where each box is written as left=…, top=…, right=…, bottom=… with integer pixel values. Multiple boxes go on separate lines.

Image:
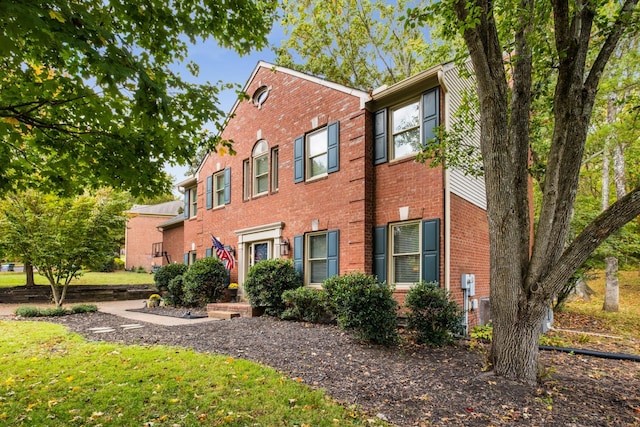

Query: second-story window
left=391, top=100, right=420, bottom=160
left=252, top=140, right=269, bottom=196
left=306, top=127, right=328, bottom=179
left=214, top=171, right=225, bottom=207
left=189, top=187, right=197, bottom=218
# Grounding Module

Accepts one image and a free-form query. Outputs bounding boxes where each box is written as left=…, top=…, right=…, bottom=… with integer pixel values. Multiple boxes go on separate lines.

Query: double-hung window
left=189, top=188, right=197, bottom=218
left=294, top=121, right=340, bottom=183
left=373, top=87, right=440, bottom=165
left=293, top=230, right=340, bottom=286
left=306, top=128, right=328, bottom=179
left=214, top=171, right=225, bottom=207
left=391, top=101, right=420, bottom=160
left=253, top=140, right=269, bottom=196
left=391, top=222, right=421, bottom=284
left=373, top=219, right=440, bottom=288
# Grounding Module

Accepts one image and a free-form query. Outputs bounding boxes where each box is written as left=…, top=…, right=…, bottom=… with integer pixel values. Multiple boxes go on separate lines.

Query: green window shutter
left=373, top=225, right=387, bottom=283
left=374, top=109, right=388, bottom=165
left=422, top=218, right=440, bottom=283
left=206, top=175, right=213, bottom=209
left=293, top=234, right=304, bottom=276
left=327, top=121, right=340, bottom=174
left=422, top=87, right=440, bottom=148
left=183, top=253, right=189, bottom=265
left=183, top=191, right=189, bottom=218
left=224, top=168, right=231, bottom=204
left=326, top=229, right=339, bottom=278
left=205, top=247, right=212, bottom=257
left=294, top=136, right=304, bottom=183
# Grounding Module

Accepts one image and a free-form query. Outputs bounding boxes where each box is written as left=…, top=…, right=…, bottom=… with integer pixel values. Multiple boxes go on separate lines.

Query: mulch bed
left=11, top=310, right=640, bottom=426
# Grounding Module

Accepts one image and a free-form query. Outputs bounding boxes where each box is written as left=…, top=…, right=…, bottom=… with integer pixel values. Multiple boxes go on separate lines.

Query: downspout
left=437, top=69, right=451, bottom=294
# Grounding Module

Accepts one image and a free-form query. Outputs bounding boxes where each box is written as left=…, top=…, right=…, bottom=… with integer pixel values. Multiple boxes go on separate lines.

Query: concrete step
left=207, top=310, right=241, bottom=320
left=206, top=302, right=263, bottom=318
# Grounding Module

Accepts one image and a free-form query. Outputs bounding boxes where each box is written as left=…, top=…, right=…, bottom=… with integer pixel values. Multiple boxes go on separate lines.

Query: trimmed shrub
left=323, top=272, right=399, bottom=346
left=154, top=263, right=188, bottom=293
left=70, top=304, right=98, bottom=314
left=164, top=275, right=185, bottom=306
left=14, top=306, right=41, bottom=317
left=405, top=281, right=464, bottom=346
left=244, top=259, right=302, bottom=316
left=40, top=307, right=68, bottom=317
left=281, top=287, right=332, bottom=323
left=182, top=257, right=229, bottom=307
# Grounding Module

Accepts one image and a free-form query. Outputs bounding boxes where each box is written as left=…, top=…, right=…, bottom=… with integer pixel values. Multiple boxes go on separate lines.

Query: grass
left=0, top=271, right=154, bottom=288
left=550, top=269, right=640, bottom=354
left=0, top=321, right=386, bottom=427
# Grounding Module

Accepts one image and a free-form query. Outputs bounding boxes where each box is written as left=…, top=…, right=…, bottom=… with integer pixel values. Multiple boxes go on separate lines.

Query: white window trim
left=249, top=240, right=272, bottom=267
left=253, top=152, right=269, bottom=197
left=305, top=127, right=328, bottom=181
left=390, top=220, right=421, bottom=287
left=189, top=188, right=197, bottom=218
left=213, top=171, right=225, bottom=208
left=305, top=231, right=328, bottom=287
left=390, top=98, right=421, bottom=161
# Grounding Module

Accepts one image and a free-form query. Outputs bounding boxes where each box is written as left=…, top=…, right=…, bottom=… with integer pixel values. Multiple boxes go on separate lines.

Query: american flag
left=210, top=234, right=236, bottom=270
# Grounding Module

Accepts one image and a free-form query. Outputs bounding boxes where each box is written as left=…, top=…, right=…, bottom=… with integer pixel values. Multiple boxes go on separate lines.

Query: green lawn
left=0, top=321, right=385, bottom=426
left=0, top=271, right=154, bottom=288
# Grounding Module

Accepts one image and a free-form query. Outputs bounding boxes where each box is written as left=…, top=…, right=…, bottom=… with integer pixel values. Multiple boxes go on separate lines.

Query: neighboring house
left=124, top=200, right=183, bottom=272
left=176, top=61, right=490, bottom=328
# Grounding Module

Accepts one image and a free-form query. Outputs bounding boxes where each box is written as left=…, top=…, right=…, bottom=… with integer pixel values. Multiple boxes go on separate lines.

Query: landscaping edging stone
left=0, top=285, right=156, bottom=304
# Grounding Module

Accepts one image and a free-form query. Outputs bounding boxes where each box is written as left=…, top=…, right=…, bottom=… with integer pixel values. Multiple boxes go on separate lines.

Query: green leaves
left=0, top=0, right=277, bottom=196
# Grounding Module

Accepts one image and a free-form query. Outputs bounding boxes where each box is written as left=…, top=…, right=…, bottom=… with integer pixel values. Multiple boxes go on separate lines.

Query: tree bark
left=25, top=262, right=35, bottom=287
left=603, top=257, right=619, bottom=312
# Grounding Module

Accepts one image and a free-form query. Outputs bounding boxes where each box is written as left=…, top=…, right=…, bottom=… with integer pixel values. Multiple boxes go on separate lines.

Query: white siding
left=442, top=63, right=486, bottom=210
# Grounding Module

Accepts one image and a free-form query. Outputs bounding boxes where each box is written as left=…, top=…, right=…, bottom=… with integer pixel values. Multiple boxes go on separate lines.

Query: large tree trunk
left=452, top=0, right=639, bottom=383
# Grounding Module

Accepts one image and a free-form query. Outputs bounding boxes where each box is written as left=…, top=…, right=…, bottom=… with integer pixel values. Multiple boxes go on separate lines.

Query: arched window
left=252, top=140, right=269, bottom=196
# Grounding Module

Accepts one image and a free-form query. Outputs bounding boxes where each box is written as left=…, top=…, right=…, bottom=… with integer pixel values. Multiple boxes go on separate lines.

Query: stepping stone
left=120, top=324, right=144, bottom=330
left=89, top=327, right=116, bottom=333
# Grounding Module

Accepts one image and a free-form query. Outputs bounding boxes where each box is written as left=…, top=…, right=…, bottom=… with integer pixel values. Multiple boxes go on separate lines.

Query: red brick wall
left=183, top=67, right=370, bottom=282
left=162, top=225, right=184, bottom=266
left=125, top=215, right=169, bottom=271
left=449, top=193, right=490, bottom=327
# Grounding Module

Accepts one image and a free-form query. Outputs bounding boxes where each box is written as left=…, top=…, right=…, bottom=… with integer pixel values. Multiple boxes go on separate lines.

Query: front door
left=249, top=241, right=271, bottom=268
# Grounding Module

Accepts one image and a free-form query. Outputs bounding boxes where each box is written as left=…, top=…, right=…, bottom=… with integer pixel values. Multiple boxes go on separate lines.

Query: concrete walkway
left=0, top=299, right=219, bottom=326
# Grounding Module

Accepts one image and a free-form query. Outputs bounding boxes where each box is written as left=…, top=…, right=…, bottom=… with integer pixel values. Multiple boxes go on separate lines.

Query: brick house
left=177, top=61, right=490, bottom=327
left=124, top=200, right=183, bottom=272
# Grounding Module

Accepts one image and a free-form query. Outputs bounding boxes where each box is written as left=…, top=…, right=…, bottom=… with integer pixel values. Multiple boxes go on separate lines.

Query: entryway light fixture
left=280, top=238, right=290, bottom=256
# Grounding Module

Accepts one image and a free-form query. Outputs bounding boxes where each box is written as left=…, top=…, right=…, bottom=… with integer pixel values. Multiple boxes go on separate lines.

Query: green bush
left=165, top=275, right=185, bottom=306
left=14, top=306, right=42, bottom=317
left=323, top=272, right=399, bottom=346
left=15, top=306, right=69, bottom=317
left=405, top=281, right=464, bottom=346
left=154, top=263, right=188, bottom=292
left=182, top=257, right=229, bottom=307
left=70, top=304, right=98, bottom=314
left=244, top=259, right=303, bottom=316
left=281, top=287, right=332, bottom=323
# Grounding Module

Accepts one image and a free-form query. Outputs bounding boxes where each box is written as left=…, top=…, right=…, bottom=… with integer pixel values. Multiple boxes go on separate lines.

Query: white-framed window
left=253, top=140, right=269, bottom=196
left=214, top=171, right=225, bottom=207
left=306, top=127, right=328, bottom=179
left=391, top=100, right=421, bottom=160
left=306, top=232, right=328, bottom=285
left=243, top=159, right=250, bottom=201
left=271, top=147, right=279, bottom=191
left=391, top=221, right=421, bottom=285
left=189, top=187, right=197, bottom=218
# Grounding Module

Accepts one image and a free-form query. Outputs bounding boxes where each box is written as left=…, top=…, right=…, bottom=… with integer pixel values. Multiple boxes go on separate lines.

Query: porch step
left=208, top=310, right=241, bottom=320
left=206, top=302, right=263, bottom=318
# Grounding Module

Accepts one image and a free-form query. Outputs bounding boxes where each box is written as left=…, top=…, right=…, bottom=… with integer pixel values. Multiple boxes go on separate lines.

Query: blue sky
left=165, top=27, right=283, bottom=186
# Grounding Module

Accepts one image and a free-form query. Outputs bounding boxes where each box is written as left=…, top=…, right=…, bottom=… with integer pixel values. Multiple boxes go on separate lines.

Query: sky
left=164, top=26, right=284, bottom=188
